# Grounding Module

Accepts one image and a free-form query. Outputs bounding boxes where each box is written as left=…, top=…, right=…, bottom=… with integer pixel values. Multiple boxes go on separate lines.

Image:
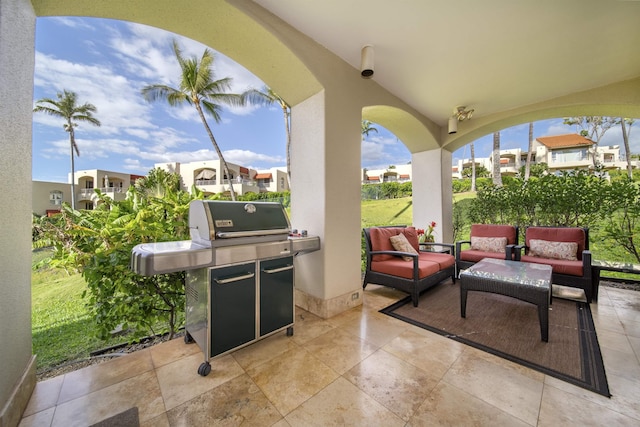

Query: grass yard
left=31, top=250, right=130, bottom=374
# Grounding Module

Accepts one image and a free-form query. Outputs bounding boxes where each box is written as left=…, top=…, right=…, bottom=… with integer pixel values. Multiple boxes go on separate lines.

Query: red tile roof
left=255, top=173, right=272, bottom=179
left=536, top=134, right=594, bottom=149
left=366, top=176, right=380, bottom=181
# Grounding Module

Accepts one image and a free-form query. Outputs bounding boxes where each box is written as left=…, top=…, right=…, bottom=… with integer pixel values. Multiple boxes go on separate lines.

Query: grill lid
left=189, top=200, right=291, bottom=244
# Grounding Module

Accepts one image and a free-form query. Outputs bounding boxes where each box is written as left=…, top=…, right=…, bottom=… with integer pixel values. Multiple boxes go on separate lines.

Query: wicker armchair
left=362, top=226, right=455, bottom=307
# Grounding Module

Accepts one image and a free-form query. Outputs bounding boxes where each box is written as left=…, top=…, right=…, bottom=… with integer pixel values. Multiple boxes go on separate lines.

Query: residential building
left=362, top=164, right=412, bottom=184
left=452, top=134, right=638, bottom=179
left=32, top=162, right=290, bottom=216
left=156, top=160, right=289, bottom=196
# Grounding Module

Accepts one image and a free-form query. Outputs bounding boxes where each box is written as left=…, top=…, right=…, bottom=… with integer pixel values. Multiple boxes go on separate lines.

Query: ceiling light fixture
left=448, top=106, right=474, bottom=134
left=361, top=45, right=374, bottom=78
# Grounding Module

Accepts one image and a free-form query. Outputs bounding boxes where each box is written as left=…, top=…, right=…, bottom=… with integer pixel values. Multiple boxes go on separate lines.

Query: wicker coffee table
left=459, top=258, right=553, bottom=342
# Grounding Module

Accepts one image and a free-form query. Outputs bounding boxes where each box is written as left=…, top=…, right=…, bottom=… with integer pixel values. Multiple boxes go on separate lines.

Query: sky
left=32, top=17, right=640, bottom=183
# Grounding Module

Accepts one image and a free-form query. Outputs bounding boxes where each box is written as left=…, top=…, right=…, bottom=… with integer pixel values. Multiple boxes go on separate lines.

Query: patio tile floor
left=19, top=284, right=640, bottom=426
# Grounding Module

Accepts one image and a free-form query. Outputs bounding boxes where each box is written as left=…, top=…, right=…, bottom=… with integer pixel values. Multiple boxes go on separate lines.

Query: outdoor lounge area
left=19, top=282, right=640, bottom=426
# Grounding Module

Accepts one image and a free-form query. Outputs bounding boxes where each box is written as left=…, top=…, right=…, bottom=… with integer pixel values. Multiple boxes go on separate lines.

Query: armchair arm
left=505, top=244, right=516, bottom=260
left=582, top=250, right=592, bottom=277
left=513, top=245, right=527, bottom=261
left=455, top=240, right=471, bottom=261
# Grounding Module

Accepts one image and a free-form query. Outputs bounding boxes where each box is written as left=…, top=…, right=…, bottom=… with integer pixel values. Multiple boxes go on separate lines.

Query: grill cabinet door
left=209, top=262, right=256, bottom=356
left=260, top=256, right=294, bottom=336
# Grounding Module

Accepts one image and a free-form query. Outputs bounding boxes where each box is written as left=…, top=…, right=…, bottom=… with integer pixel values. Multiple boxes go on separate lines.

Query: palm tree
left=361, top=120, right=378, bottom=138
left=141, top=40, right=243, bottom=200
left=470, top=142, right=476, bottom=191
left=34, top=90, right=101, bottom=210
left=524, top=122, right=534, bottom=181
left=620, top=118, right=635, bottom=179
left=241, top=87, right=292, bottom=185
left=492, top=131, right=502, bottom=187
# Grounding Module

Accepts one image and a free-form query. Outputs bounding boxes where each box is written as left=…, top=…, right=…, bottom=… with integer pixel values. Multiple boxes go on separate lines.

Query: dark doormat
left=89, top=407, right=139, bottom=427
left=380, top=283, right=610, bottom=397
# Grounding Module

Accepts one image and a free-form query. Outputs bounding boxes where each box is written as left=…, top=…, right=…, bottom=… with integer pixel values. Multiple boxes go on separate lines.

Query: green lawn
left=32, top=250, right=130, bottom=373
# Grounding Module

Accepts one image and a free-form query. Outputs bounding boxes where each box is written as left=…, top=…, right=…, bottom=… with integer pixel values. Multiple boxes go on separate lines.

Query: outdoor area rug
left=380, top=282, right=611, bottom=397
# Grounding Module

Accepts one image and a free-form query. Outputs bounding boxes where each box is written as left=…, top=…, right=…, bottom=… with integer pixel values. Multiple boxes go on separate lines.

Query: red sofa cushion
left=419, top=252, right=455, bottom=269
left=460, top=250, right=507, bottom=263
left=519, top=255, right=584, bottom=276
left=369, top=227, right=420, bottom=261
left=371, top=258, right=441, bottom=279
left=469, top=224, right=517, bottom=244
left=525, top=227, right=586, bottom=260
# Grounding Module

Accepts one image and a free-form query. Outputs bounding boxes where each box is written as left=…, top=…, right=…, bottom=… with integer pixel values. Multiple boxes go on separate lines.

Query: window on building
left=280, top=177, right=285, bottom=189
left=551, top=148, right=588, bottom=163
left=50, top=190, right=63, bottom=206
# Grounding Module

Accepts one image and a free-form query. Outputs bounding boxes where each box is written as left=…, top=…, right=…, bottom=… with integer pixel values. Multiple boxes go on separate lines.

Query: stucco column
left=290, top=90, right=363, bottom=318
left=412, top=149, right=454, bottom=243
left=0, top=0, right=37, bottom=424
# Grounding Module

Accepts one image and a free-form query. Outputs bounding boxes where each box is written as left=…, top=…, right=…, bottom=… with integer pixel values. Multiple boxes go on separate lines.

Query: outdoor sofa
left=514, top=226, right=594, bottom=302
left=455, top=224, right=519, bottom=277
left=362, top=226, right=456, bottom=307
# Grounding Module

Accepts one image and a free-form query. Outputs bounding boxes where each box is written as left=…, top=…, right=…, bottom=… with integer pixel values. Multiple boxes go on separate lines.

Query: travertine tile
left=22, top=375, right=63, bottom=416
left=156, top=352, right=244, bottom=410
left=290, top=307, right=337, bottom=345
left=302, top=327, right=378, bottom=374
left=246, top=346, right=338, bottom=416
left=408, top=381, right=530, bottom=426
left=344, top=348, right=439, bottom=421
left=443, top=348, right=543, bottom=425
left=598, top=329, right=636, bottom=354
left=336, top=310, right=408, bottom=347
left=285, top=377, right=404, bottom=426
left=538, top=383, right=639, bottom=426
left=18, top=407, right=55, bottom=427
left=600, top=346, right=640, bottom=381
left=166, top=374, right=282, bottom=426
left=51, top=370, right=164, bottom=427
left=148, top=335, right=201, bottom=368
left=232, top=329, right=299, bottom=371
left=383, top=329, right=465, bottom=379
left=545, top=371, right=640, bottom=422
left=57, top=348, right=154, bottom=404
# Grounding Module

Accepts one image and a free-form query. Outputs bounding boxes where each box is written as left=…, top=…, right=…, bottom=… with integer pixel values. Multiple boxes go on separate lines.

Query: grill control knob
left=244, top=203, right=256, bottom=214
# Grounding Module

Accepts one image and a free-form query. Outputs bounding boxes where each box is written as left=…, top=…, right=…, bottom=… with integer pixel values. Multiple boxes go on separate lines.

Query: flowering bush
left=417, top=221, right=437, bottom=242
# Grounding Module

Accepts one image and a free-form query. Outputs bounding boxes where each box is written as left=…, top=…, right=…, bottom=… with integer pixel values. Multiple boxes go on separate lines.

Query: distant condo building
left=33, top=160, right=289, bottom=216
left=33, top=134, right=637, bottom=216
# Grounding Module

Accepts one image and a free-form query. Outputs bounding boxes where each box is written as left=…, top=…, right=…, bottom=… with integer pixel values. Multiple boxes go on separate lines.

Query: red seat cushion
left=419, top=252, right=455, bottom=269
left=520, top=255, right=583, bottom=276
left=460, top=250, right=507, bottom=263
left=371, top=258, right=440, bottom=279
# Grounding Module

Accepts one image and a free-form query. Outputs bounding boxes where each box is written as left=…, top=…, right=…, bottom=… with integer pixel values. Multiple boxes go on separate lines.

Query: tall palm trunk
left=524, top=122, right=533, bottom=181
left=470, top=142, right=476, bottom=192
left=194, top=103, right=237, bottom=201
left=492, top=131, right=502, bottom=187
left=68, top=126, right=77, bottom=210
left=621, top=118, right=633, bottom=179
left=282, top=104, right=291, bottom=187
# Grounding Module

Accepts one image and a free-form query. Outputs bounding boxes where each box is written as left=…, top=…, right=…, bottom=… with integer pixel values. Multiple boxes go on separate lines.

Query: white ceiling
left=255, top=0, right=640, bottom=127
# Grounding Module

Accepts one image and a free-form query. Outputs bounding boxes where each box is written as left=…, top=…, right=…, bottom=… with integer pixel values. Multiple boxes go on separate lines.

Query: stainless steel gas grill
left=130, top=200, right=320, bottom=376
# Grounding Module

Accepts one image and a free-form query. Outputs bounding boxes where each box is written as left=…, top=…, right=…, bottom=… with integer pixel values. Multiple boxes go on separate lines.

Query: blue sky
left=32, top=17, right=639, bottom=182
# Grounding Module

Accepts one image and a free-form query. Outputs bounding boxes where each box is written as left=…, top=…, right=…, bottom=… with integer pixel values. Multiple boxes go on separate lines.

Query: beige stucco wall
left=32, top=181, right=71, bottom=216
left=0, top=0, right=36, bottom=422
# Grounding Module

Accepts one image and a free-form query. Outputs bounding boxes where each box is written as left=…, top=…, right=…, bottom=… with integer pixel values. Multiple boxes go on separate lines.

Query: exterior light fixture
left=449, top=106, right=474, bottom=134
left=361, top=45, right=374, bottom=78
